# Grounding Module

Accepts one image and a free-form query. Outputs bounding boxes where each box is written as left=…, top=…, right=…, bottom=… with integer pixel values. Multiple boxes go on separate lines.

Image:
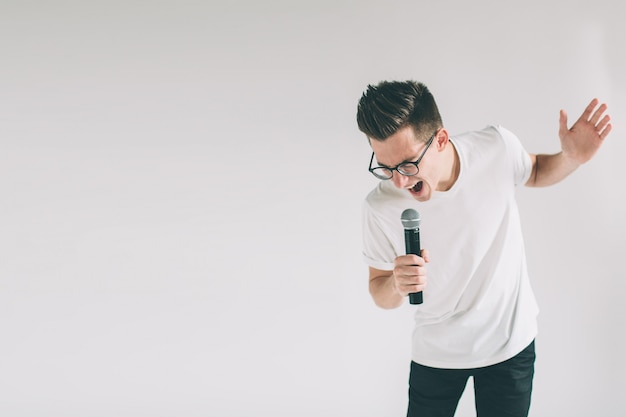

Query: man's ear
left=436, top=129, right=450, bottom=151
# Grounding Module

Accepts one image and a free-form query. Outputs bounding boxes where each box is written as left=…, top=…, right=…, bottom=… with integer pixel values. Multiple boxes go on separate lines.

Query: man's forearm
left=369, top=273, right=404, bottom=309
left=525, top=152, right=581, bottom=187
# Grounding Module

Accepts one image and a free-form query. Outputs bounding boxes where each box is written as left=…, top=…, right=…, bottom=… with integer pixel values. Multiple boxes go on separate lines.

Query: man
left=356, top=80, right=611, bottom=417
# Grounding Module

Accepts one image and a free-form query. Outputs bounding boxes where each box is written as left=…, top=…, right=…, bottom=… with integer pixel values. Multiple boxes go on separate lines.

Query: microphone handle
left=404, top=228, right=424, bottom=304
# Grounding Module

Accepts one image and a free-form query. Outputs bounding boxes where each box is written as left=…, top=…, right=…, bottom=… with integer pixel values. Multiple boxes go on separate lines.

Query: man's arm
left=526, top=98, right=612, bottom=187
left=369, top=267, right=404, bottom=309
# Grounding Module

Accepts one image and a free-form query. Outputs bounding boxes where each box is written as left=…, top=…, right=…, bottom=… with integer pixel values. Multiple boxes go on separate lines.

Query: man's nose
left=391, top=171, right=411, bottom=189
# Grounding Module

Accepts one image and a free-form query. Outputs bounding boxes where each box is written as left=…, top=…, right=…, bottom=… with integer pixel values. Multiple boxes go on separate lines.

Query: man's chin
left=408, top=188, right=430, bottom=202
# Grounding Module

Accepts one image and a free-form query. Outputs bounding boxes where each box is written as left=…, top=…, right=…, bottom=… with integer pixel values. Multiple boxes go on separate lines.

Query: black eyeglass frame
left=368, top=129, right=440, bottom=180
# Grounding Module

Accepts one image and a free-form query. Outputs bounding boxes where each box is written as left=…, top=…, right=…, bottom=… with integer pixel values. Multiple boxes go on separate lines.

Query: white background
left=1, top=1, right=624, bottom=416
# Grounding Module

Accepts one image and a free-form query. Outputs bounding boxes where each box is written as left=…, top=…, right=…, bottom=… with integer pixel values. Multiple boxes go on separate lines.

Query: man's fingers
left=559, top=109, right=568, bottom=136
left=396, top=275, right=426, bottom=294
left=395, top=254, right=425, bottom=267
left=582, top=98, right=600, bottom=121
left=401, top=283, right=426, bottom=295
left=589, top=102, right=608, bottom=125
left=597, top=114, right=611, bottom=133
left=600, top=123, right=613, bottom=140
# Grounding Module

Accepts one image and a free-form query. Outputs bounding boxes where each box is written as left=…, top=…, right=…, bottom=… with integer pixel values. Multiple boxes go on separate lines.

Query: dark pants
left=407, top=341, right=535, bottom=417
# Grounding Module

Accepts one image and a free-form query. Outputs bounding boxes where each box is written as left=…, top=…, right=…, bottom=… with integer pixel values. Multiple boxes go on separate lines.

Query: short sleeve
left=362, top=200, right=396, bottom=271
left=496, top=126, right=533, bottom=186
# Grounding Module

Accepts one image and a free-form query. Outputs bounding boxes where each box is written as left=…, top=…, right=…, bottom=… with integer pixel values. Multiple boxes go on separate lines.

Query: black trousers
left=407, top=340, right=535, bottom=417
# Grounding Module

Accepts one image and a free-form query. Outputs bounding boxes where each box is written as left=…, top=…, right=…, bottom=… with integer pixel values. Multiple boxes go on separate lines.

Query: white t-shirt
left=362, top=125, right=539, bottom=369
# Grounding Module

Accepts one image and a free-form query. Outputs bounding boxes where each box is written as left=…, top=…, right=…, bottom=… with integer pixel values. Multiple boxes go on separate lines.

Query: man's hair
left=356, top=80, right=443, bottom=141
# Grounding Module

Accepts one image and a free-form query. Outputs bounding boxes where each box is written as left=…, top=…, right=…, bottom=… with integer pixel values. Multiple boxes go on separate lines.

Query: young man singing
left=357, top=80, right=611, bottom=417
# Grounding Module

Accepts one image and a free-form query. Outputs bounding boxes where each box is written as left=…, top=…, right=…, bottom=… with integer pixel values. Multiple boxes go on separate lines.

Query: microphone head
left=401, top=208, right=421, bottom=230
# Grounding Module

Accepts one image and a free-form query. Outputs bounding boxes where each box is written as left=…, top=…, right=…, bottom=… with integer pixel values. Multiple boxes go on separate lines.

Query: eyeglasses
left=368, top=129, right=439, bottom=180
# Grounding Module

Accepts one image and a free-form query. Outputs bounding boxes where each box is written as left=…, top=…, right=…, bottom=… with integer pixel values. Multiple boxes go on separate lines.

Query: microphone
left=401, top=208, right=423, bottom=305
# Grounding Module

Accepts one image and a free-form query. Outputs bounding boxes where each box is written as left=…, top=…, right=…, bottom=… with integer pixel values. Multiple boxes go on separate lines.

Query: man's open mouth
left=411, top=181, right=423, bottom=193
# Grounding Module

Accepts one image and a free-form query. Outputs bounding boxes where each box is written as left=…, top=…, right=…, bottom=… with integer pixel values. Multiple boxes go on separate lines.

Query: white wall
left=1, top=1, right=624, bottom=415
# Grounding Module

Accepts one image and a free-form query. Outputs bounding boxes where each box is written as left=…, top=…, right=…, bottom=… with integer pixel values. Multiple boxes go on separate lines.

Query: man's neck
left=438, top=141, right=460, bottom=192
